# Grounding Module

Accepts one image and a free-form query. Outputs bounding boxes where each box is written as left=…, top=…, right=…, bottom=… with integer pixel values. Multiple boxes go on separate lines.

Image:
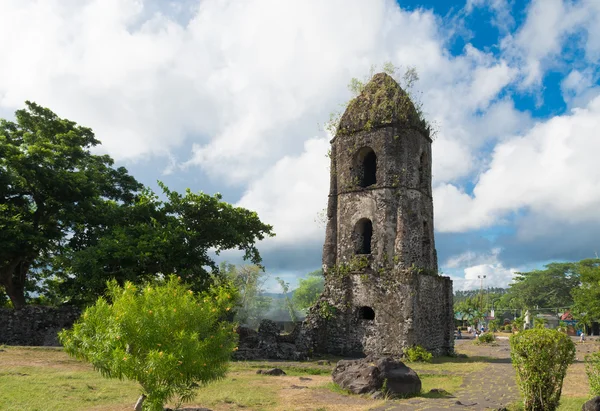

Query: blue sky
left=1, top=0, right=600, bottom=292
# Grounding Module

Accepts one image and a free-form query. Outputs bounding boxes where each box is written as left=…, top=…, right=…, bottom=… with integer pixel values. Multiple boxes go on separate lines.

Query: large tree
left=500, top=262, right=580, bottom=310
left=0, top=102, right=141, bottom=308
left=46, top=184, right=274, bottom=305
left=293, top=269, right=324, bottom=310
left=1, top=102, right=275, bottom=308
left=571, top=258, right=600, bottom=323
left=219, top=262, right=272, bottom=327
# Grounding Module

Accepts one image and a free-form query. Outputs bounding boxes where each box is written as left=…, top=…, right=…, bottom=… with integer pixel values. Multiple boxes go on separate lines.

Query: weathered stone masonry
left=0, top=306, right=81, bottom=346
left=297, top=73, right=454, bottom=357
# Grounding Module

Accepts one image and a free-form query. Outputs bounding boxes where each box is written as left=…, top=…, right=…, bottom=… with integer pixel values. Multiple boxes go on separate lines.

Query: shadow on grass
left=431, top=355, right=512, bottom=364
left=420, top=388, right=455, bottom=399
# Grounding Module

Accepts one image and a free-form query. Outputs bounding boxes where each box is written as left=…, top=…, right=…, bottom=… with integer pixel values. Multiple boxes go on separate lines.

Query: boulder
left=332, top=355, right=421, bottom=396
left=583, top=396, right=600, bottom=411
left=256, top=368, right=286, bottom=376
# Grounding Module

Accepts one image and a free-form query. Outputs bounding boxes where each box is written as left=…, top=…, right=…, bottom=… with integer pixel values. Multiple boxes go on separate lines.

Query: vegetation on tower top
left=337, top=72, right=430, bottom=137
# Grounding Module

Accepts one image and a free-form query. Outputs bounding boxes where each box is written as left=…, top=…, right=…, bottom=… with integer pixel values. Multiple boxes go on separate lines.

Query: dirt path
left=373, top=338, right=519, bottom=411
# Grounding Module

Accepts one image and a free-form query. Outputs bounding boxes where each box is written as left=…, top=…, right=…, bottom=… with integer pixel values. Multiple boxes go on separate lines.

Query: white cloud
left=465, top=0, right=515, bottom=32
left=434, top=94, right=600, bottom=235
left=0, top=0, right=526, bottom=188
left=445, top=248, right=518, bottom=290
left=502, top=0, right=600, bottom=87
left=3, top=0, right=600, bottom=276
left=235, top=137, right=330, bottom=246
left=561, top=69, right=600, bottom=109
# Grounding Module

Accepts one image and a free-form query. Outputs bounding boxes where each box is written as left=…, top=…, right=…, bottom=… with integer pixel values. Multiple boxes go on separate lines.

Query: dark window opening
left=352, top=147, right=377, bottom=188
left=418, top=151, right=426, bottom=186
left=422, top=220, right=430, bottom=257
left=362, top=150, right=377, bottom=187
left=354, top=218, right=373, bottom=255
left=358, top=306, right=375, bottom=320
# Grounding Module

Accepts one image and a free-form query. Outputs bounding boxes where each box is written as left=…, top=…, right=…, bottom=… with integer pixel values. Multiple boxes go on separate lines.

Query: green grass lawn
left=0, top=366, right=140, bottom=411
left=0, top=345, right=594, bottom=411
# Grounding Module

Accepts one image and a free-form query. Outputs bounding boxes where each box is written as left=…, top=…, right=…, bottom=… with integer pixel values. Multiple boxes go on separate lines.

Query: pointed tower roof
left=336, top=72, right=427, bottom=137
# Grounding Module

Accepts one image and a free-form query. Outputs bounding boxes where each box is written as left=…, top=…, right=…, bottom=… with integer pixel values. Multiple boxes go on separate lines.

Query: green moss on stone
left=337, top=72, right=428, bottom=137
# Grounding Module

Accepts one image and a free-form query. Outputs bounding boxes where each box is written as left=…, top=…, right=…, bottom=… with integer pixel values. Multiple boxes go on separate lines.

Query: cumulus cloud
left=502, top=0, right=600, bottom=87
left=445, top=248, right=518, bottom=290
left=435, top=94, right=600, bottom=234
left=2, top=0, right=600, bottom=278
left=235, top=137, right=329, bottom=246
left=0, top=0, right=525, bottom=185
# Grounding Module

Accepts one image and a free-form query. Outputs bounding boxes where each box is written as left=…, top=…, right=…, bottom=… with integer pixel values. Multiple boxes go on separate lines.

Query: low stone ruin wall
left=233, top=319, right=306, bottom=361
left=0, top=306, right=81, bottom=346
left=0, top=309, right=307, bottom=360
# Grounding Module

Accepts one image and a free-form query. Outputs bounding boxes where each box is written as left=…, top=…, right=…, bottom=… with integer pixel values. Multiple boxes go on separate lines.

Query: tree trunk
left=134, top=394, right=146, bottom=411
left=0, top=259, right=29, bottom=310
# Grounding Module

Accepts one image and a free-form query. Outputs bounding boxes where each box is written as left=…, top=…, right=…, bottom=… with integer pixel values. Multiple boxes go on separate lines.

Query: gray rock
left=332, top=355, right=421, bottom=396
left=583, top=396, right=600, bottom=411
left=256, top=368, right=286, bottom=376
left=371, top=390, right=384, bottom=399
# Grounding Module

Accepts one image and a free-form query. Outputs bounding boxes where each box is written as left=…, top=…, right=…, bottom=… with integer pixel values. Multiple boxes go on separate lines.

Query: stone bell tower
left=297, top=73, right=454, bottom=357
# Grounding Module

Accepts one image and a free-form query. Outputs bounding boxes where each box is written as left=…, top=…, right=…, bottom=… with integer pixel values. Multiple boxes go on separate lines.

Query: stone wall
left=0, top=306, right=81, bottom=346
left=413, top=274, right=454, bottom=356
left=295, top=269, right=454, bottom=357
left=233, top=320, right=305, bottom=361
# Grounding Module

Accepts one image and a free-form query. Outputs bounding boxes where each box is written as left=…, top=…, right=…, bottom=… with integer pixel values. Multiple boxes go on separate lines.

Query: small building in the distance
left=297, top=73, right=454, bottom=357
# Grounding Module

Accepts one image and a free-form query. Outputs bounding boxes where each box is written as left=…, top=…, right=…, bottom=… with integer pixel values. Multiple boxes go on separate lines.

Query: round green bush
left=59, top=275, right=239, bottom=411
left=404, top=345, right=433, bottom=362
left=585, top=351, right=600, bottom=396
left=509, top=328, right=576, bottom=411
left=474, top=332, right=495, bottom=344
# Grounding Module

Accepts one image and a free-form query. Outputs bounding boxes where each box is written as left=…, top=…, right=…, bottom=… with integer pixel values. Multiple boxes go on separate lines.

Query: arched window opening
left=362, top=150, right=377, bottom=187
left=354, top=218, right=373, bottom=255
left=418, top=151, right=426, bottom=186
left=353, top=147, right=377, bottom=188
left=422, top=220, right=431, bottom=257
left=358, top=306, right=375, bottom=321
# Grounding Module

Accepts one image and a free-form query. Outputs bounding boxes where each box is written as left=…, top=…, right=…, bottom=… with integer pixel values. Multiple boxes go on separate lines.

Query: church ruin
left=297, top=72, right=454, bottom=357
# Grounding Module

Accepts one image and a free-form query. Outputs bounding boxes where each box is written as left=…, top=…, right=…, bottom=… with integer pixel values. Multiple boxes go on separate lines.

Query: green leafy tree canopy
left=571, top=258, right=600, bottom=324
left=49, top=182, right=274, bottom=305
left=293, top=269, right=324, bottom=311
left=0, top=101, right=141, bottom=308
left=0, top=102, right=275, bottom=307
left=500, top=262, right=580, bottom=310
left=220, top=262, right=272, bottom=328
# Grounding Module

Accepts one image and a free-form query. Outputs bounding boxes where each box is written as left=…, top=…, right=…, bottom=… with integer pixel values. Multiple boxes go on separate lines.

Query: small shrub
left=59, top=276, right=239, bottom=411
left=504, top=325, right=512, bottom=332
left=488, top=320, right=500, bottom=332
left=475, top=332, right=495, bottom=344
left=585, top=351, right=600, bottom=395
left=404, top=345, right=433, bottom=363
left=510, top=328, right=576, bottom=411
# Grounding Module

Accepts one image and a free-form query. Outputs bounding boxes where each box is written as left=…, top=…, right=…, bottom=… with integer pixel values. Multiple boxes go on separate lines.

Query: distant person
left=457, top=329, right=462, bottom=339
left=467, top=326, right=472, bottom=334
left=580, top=332, right=585, bottom=343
